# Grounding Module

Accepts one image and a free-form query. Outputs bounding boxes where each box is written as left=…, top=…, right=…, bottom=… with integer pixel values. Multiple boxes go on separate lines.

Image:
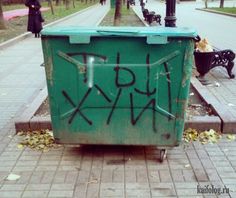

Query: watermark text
left=197, top=184, right=229, bottom=195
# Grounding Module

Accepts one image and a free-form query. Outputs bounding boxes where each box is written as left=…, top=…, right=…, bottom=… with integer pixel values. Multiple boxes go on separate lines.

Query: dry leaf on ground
left=183, top=128, right=198, bottom=143
left=183, top=128, right=221, bottom=144
left=86, top=179, right=99, bottom=184
left=17, top=129, right=60, bottom=152
left=198, top=129, right=221, bottom=144
left=17, top=144, right=24, bottom=149
left=227, top=134, right=236, bottom=141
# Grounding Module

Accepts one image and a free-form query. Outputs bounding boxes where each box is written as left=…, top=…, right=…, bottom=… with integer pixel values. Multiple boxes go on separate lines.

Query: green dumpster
left=41, top=26, right=196, bottom=151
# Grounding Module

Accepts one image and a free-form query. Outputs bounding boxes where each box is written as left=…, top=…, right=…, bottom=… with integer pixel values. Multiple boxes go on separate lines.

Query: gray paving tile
left=22, top=190, right=49, bottom=198
left=0, top=191, right=23, bottom=198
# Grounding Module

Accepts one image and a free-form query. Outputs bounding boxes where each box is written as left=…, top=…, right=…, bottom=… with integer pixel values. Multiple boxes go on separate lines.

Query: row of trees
left=205, top=0, right=225, bottom=8
left=0, top=0, right=228, bottom=30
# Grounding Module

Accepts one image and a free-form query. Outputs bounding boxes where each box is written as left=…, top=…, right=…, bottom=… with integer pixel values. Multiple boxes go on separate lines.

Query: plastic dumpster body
left=41, top=26, right=197, bottom=147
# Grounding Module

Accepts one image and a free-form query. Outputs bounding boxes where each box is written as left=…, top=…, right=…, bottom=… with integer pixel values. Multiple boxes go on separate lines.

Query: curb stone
left=191, top=77, right=236, bottom=134
left=196, top=8, right=236, bottom=18
left=15, top=86, right=48, bottom=132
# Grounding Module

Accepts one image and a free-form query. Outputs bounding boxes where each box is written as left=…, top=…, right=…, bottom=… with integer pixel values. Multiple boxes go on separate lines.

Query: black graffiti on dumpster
left=59, top=52, right=173, bottom=132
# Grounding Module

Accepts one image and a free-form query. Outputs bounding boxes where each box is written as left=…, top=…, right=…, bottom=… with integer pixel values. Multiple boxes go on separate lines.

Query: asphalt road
left=134, top=0, right=236, bottom=51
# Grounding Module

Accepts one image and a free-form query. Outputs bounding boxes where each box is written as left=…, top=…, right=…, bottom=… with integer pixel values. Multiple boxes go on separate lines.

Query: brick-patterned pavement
left=0, top=122, right=236, bottom=197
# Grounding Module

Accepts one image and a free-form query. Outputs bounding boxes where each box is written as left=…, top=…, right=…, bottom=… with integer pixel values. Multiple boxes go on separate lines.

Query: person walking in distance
left=25, top=0, right=44, bottom=38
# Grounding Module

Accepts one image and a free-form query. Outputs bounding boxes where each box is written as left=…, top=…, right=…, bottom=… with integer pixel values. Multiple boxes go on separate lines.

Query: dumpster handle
left=97, top=30, right=140, bottom=36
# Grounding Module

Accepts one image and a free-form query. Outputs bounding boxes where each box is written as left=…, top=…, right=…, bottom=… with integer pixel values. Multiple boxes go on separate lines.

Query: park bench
left=193, top=36, right=235, bottom=80
left=129, top=0, right=135, bottom=5
left=142, top=8, right=161, bottom=25
left=194, top=49, right=235, bottom=79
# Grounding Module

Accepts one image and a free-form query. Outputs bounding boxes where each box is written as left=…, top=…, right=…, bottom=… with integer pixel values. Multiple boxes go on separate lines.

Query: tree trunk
left=126, top=0, right=129, bottom=10
left=220, top=0, right=224, bottom=8
left=55, top=0, right=61, bottom=6
left=0, top=0, right=6, bottom=30
left=65, top=0, right=70, bottom=9
left=72, top=0, right=75, bottom=8
left=48, top=0, right=54, bottom=15
left=204, top=0, right=208, bottom=8
left=114, top=0, right=121, bottom=26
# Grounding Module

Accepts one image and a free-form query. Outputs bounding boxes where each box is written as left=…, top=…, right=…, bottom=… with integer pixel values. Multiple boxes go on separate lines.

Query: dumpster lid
left=41, top=26, right=197, bottom=44
left=42, top=26, right=197, bottom=37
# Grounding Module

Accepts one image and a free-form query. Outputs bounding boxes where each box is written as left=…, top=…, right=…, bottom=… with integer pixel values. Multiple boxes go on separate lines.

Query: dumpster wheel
left=160, top=149, right=167, bottom=163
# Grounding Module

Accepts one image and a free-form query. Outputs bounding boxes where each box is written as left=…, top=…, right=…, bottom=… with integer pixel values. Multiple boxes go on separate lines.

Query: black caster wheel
left=160, top=149, right=167, bottom=163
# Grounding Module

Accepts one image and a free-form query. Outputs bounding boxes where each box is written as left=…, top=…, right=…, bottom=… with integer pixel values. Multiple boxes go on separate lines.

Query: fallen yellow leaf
left=227, top=134, right=236, bottom=141
left=17, top=130, right=58, bottom=152
left=184, top=128, right=221, bottom=144
left=17, top=131, right=25, bottom=136
left=17, top=144, right=24, bottom=149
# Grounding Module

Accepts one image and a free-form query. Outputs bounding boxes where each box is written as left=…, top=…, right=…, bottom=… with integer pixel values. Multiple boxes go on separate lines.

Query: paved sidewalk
left=0, top=1, right=236, bottom=198
left=0, top=132, right=236, bottom=198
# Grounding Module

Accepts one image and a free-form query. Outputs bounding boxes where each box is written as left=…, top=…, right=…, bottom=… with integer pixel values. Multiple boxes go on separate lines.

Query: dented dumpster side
left=41, top=27, right=196, bottom=146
